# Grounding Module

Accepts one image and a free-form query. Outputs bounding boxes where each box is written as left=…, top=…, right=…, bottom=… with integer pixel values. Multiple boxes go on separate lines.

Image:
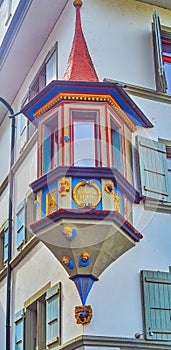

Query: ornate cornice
left=30, top=166, right=141, bottom=204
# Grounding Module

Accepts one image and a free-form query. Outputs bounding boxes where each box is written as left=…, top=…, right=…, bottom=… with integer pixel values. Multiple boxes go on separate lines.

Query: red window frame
left=70, top=109, right=100, bottom=167
left=39, top=113, right=58, bottom=176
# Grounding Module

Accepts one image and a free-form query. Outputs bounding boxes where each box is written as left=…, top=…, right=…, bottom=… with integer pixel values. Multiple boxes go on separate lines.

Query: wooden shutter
left=25, top=308, right=37, bottom=350
left=137, top=136, right=170, bottom=201
left=16, top=200, right=26, bottom=250
left=46, top=282, right=61, bottom=348
left=141, top=269, right=171, bottom=341
left=26, top=192, right=36, bottom=241
left=152, top=10, right=167, bottom=92
left=37, top=300, right=46, bottom=350
left=15, top=310, right=24, bottom=350
left=3, top=220, right=9, bottom=265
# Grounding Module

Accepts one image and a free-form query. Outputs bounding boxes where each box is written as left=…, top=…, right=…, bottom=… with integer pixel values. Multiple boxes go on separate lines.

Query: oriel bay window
left=71, top=110, right=100, bottom=167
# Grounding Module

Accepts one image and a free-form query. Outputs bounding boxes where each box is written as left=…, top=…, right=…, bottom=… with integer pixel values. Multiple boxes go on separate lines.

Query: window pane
left=17, top=209, right=24, bottom=231
left=74, top=121, right=95, bottom=166
left=46, top=295, right=59, bottom=342
left=15, top=319, right=23, bottom=344
left=164, top=62, right=171, bottom=94
left=111, top=127, right=122, bottom=173
left=17, top=227, right=25, bottom=247
left=46, top=51, right=56, bottom=85
left=43, top=125, right=52, bottom=174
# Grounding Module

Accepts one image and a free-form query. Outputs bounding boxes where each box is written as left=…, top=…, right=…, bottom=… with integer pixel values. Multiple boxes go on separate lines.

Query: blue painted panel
left=42, top=183, right=57, bottom=217
left=72, top=178, right=102, bottom=210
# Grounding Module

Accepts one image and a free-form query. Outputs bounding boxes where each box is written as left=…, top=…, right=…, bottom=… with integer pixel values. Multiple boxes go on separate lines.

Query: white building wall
left=0, top=0, right=171, bottom=348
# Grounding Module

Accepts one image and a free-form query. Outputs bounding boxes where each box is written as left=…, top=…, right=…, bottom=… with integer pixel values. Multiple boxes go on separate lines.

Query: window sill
left=104, top=78, right=171, bottom=104
left=144, top=199, right=171, bottom=214
left=0, top=236, right=39, bottom=282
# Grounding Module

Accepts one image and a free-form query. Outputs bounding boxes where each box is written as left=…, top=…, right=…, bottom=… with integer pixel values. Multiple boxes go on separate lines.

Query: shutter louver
left=46, top=282, right=61, bottom=348
left=15, top=310, right=24, bottom=350
left=137, top=136, right=170, bottom=201
left=153, top=10, right=167, bottom=92
left=141, top=269, right=171, bottom=341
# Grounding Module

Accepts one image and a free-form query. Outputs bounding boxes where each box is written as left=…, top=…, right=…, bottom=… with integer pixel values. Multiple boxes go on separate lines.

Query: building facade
left=0, top=0, right=171, bottom=349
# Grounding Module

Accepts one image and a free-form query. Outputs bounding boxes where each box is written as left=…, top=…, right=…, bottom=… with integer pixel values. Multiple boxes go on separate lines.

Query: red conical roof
left=62, top=0, right=99, bottom=82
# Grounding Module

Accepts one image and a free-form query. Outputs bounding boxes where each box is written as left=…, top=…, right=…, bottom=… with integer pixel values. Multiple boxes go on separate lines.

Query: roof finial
left=62, top=0, right=98, bottom=82
left=73, top=0, right=83, bottom=7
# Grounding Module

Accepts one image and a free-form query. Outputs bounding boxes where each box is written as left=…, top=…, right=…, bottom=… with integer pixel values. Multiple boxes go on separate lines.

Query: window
left=18, top=97, right=36, bottom=154
left=42, top=115, right=58, bottom=175
left=137, top=136, right=170, bottom=202
left=0, top=220, right=9, bottom=269
left=71, top=111, right=99, bottom=167
left=153, top=10, right=171, bottom=93
left=29, top=43, right=58, bottom=101
left=15, top=193, right=36, bottom=251
left=15, top=283, right=61, bottom=349
left=141, top=268, right=171, bottom=341
left=111, top=119, right=122, bottom=173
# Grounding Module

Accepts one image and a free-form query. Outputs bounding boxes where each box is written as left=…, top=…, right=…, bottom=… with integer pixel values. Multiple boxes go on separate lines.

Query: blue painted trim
left=22, top=80, right=153, bottom=128
left=0, top=0, right=33, bottom=69
left=42, top=183, right=57, bottom=216
left=79, top=258, right=90, bottom=267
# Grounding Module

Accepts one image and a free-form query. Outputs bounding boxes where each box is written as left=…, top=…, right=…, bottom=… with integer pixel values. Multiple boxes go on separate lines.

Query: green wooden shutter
left=3, top=220, right=9, bottom=265
left=25, top=308, right=36, bottom=350
left=153, top=10, right=167, bottom=92
left=46, top=282, right=61, bottom=349
left=141, top=269, right=171, bottom=341
left=15, top=310, right=24, bottom=350
left=16, top=200, right=26, bottom=250
left=137, top=136, right=170, bottom=201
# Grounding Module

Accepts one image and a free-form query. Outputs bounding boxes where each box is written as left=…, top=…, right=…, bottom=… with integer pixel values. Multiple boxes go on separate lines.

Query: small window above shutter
left=153, top=10, right=167, bottom=92
left=46, top=282, right=61, bottom=348
left=137, top=136, right=170, bottom=202
left=141, top=269, right=171, bottom=341
left=15, top=309, right=24, bottom=350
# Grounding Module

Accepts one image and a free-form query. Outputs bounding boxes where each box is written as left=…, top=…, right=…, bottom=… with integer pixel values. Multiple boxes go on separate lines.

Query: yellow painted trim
left=33, top=93, right=136, bottom=132
left=24, top=282, right=51, bottom=310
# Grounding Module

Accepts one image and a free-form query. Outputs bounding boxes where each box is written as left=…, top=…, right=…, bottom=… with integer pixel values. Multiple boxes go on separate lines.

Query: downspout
left=0, top=97, right=15, bottom=350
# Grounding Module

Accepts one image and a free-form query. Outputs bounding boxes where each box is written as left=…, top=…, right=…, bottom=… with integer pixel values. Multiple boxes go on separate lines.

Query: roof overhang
left=135, top=0, right=171, bottom=10
left=22, top=80, right=153, bottom=129
left=0, top=0, right=69, bottom=124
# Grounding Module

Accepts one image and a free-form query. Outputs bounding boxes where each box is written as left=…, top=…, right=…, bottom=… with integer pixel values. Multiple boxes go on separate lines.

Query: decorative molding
left=104, top=78, right=171, bottom=104
left=30, top=166, right=141, bottom=204
left=31, top=209, right=143, bottom=242
left=58, top=335, right=171, bottom=350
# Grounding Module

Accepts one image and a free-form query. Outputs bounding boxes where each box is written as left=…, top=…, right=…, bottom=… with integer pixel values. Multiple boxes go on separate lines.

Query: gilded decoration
left=75, top=305, right=93, bottom=324
left=79, top=252, right=90, bottom=267
left=73, top=0, right=82, bottom=7
left=62, top=227, right=77, bottom=240
left=104, top=183, right=120, bottom=213
left=62, top=256, right=74, bottom=269
left=58, top=178, right=70, bottom=196
left=46, top=189, right=57, bottom=215
left=73, top=180, right=101, bottom=208
left=114, top=192, right=120, bottom=212
left=33, top=93, right=136, bottom=132
left=104, top=183, right=114, bottom=194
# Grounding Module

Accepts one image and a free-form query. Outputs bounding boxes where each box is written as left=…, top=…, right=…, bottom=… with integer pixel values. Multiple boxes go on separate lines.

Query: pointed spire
left=62, top=0, right=99, bottom=82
